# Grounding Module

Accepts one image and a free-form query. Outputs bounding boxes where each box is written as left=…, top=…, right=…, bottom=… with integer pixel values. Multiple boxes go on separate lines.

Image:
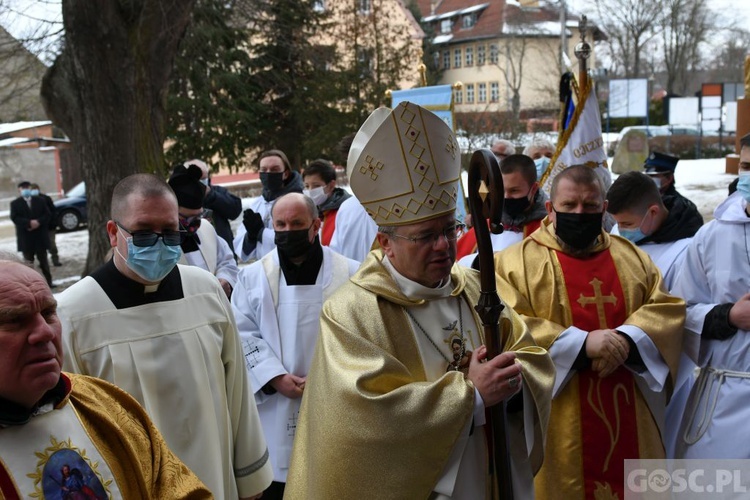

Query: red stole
left=320, top=209, right=338, bottom=246
left=455, top=219, right=542, bottom=260
left=0, top=462, right=19, bottom=500
left=556, top=249, right=639, bottom=499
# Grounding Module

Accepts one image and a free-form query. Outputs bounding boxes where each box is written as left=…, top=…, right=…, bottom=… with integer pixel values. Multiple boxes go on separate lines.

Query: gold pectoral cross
left=577, top=277, right=617, bottom=329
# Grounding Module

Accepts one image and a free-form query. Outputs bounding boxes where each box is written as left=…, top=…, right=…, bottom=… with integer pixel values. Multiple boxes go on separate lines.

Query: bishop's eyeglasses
left=389, top=223, right=466, bottom=247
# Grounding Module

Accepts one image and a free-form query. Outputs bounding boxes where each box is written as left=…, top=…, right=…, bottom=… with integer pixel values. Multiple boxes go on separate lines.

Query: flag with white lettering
left=540, top=76, right=610, bottom=193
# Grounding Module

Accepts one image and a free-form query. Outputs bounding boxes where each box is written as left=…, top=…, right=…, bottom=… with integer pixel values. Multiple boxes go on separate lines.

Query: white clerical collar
left=382, top=255, right=454, bottom=300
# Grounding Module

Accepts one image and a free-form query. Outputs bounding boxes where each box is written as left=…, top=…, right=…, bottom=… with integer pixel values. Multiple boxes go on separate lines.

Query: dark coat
left=10, top=196, right=51, bottom=252
left=39, top=193, right=58, bottom=230
left=203, top=184, right=242, bottom=250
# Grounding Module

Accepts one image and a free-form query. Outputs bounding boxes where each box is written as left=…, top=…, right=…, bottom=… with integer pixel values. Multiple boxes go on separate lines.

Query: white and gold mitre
left=346, top=101, right=460, bottom=227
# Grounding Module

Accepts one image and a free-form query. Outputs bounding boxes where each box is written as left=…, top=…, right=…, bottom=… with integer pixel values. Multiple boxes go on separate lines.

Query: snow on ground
left=666, top=158, right=735, bottom=221
left=0, top=157, right=737, bottom=290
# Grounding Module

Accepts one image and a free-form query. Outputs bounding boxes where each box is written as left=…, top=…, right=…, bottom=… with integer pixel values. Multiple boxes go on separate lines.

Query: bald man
left=231, top=192, right=359, bottom=499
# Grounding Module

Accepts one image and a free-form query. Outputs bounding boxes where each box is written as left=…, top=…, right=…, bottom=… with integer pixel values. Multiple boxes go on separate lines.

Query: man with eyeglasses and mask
left=168, top=163, right=238, bottom=298
left=235, top=149, right=304, bottom=262
left=231, top=192, right=358, bottom=499
left=494, top=164, right=685, bottom=500
left=285, top=102, right=554, bottom=499
left=456, top=154, right=548, bottom=266
left=57, top=174, right=273, bottom=500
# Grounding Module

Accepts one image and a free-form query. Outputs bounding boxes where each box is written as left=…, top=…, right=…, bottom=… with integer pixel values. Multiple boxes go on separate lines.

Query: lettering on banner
left=573, top=137, right=604, bottom=159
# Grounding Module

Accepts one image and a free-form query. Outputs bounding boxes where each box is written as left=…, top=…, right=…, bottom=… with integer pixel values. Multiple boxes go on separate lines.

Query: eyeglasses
left=390, top=223, right=466, bottom=247
left=115, top=221, right=184, bottom=247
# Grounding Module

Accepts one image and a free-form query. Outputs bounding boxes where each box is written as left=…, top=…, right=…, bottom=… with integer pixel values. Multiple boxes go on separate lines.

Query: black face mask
left=275, top=226, right=313, bottom=259
left=504, top=195, right=531, bottom=218
left=260, top=171, right=284, bottom=192
left=553, top=210, right=603, bottom=250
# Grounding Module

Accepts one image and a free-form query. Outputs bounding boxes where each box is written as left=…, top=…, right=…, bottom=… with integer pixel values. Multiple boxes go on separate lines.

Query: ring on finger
left=508, top=375, right=520, bottom=389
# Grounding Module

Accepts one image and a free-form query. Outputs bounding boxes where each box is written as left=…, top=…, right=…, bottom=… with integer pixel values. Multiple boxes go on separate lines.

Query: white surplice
left=180, top=218, right=239, bottom=287
left=328, top=195, right=378, bottom=263
left=58, top=265, right=273, bottom=498
left=231, top=247, right=359, bottom=481
left=672, top=192, right=750, bottom=458
left=634, top=236, right=693, bottom=458
left=457, top=230, right=524, bottom=268
left=234, top=196, right=277, bottom=262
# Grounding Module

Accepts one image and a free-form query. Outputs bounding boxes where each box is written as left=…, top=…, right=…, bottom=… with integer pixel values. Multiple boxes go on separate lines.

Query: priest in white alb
left=285, top=101, right=554, bottom=499
left=231, top=192, right=359, bottom=498
left=672, top=132, right=750, bottom=459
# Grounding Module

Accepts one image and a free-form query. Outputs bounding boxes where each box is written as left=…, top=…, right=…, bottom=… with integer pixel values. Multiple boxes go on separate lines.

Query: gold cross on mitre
left=577, top=277, right=617, bottom=329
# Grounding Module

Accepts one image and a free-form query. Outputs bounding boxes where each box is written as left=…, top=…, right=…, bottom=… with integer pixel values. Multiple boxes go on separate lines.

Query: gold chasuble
left=494, top=218, right=684, bottom=500
left=285, top=250, right=554, bottom=499
left=0, top=374, right=210, bottom=499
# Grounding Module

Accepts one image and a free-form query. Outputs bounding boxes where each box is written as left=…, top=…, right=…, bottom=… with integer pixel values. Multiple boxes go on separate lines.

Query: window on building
left=440, top=19, right=452, bottom=33
left=442, top=50, right=450, bottom=69
left=465, top=46, right=473, bottom=67
left=462, top=13, right=476, bottom=29
left=454, top=48, right=462, bottom=68
left=477, top=44, right=486, bottom=65
left=490, top=44, right=499, bottom=64
left=490, top=82, right=499, bottom=102
left=478, top=83, right=487, bottom=103
left=455, top=87, right=463, bottom=104
left=466, top=84, right=475, bottom=103
left=359, top=0, right=371, bottom=15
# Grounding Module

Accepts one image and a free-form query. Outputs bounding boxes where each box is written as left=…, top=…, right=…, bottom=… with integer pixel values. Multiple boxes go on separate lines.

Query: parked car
left=54, top=181, right=87, bottom=231
left=659, top=124, right=701, bottom=136
left=608, top=125, right=672, bottom=155
left=616, top=125, right=671, bottom=142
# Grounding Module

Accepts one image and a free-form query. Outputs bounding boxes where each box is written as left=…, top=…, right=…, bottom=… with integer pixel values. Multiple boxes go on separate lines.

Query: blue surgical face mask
left=737, top=171, right=750, bottom=203
left=199, top=178, right=209, bottom=186
left=116, top=228, right=182, bottom=282
left=534, top=157, right=551, bottom=180
left=20, top=189, right=32, bottom=197
left=30, top=189, right=40, bottom=196
left=619, top=227, right=646, bottom=244
left=618, top=211, right=650, bottom=244
left=651, top=176, right=661, bottom=189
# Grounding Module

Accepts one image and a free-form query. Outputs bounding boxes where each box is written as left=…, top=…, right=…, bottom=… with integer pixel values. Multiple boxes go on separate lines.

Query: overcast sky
left=1, top=0, right=748, bottom=63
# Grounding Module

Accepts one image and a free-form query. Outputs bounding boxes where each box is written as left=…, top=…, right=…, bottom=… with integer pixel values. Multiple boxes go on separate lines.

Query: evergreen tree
left=166, top=0, right=261, bottom=171
left=246, top=0, right=337, bottom=168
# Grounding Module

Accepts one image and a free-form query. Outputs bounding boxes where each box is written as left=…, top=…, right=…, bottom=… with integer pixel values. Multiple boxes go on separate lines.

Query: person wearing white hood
left=672, top=131, right=750, bottom=459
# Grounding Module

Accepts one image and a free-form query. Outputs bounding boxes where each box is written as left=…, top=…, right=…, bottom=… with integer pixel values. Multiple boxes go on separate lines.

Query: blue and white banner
left=541, top=76, right=609, bottom=193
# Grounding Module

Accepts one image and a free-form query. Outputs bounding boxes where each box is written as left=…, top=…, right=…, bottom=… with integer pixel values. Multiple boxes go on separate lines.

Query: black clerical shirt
left=91, top=259, right=184, bottom=310
left=277, top=237, right=324, bottom=285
